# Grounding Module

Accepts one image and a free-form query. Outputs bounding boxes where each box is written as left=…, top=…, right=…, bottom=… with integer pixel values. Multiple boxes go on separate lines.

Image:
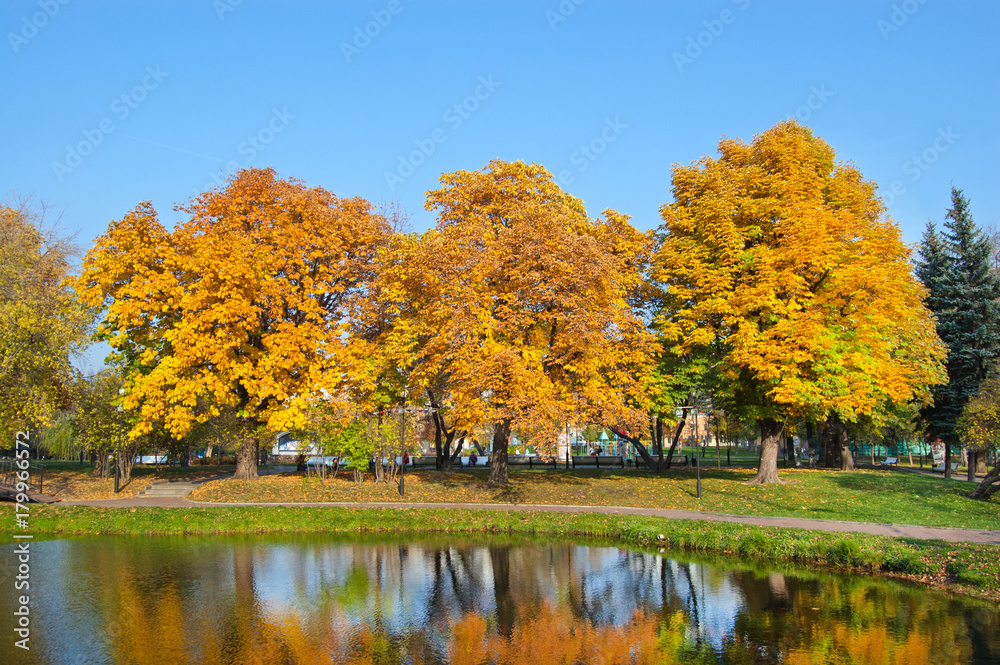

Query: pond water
left=1, top=534, right=998, bottom=664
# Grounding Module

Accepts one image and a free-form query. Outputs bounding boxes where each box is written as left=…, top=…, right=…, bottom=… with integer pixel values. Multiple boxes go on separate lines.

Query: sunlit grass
left=186, top=466, right=1000, bottom=530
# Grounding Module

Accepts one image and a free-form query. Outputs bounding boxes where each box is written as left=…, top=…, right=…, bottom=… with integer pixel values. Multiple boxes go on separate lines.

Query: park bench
left=412, top=456, right=438, bottom=468
left=508, top=456, right=556, bottom=469
left=572, top=455, right=624, bottom=469
left=460, top=456, right=491, bottom=468
left=305, top=455, right=338, bottom=468
left=637, top=454, right=688, bottom=469
left=880, top=457, right=898, bottom=466
left=933, top=462, right=959, bottom=473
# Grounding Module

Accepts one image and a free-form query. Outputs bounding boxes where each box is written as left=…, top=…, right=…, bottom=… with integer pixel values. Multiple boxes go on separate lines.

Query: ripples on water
left=1, top=534, right=998, bottom=664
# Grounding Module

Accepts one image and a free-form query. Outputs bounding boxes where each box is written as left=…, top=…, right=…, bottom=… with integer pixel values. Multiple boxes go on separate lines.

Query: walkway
left=54, top=497, right=1000, bottom=546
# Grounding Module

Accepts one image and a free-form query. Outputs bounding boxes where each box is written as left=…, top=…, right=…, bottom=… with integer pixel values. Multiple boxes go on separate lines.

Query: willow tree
left=654, top=121, right=945, bottom=484
left=76, top=168, right=391, bottom=479
left=378, top=160, right=651, bottom=485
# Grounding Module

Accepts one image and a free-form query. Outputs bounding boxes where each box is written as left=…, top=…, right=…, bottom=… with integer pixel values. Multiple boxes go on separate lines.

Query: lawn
left=189, top=466, right=1000, bottom=530
left=33, top=461, right=237, bottom=500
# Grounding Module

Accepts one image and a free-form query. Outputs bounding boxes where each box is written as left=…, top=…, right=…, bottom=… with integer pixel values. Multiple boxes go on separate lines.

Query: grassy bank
left=5, top=503, right=999, bottom=603
left=189, top=466, right=1000, bottom=530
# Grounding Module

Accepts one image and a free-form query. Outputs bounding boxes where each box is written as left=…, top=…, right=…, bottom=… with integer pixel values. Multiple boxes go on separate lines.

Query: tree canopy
left=653, top=120, right=945, bottom=484
left=75, top=168, right=392, bottom=478
left=915, top=187, right=1000, bottom=477
left=0, top=203, right=92, bottom=439
left=367, top=160, right=653, bottom=485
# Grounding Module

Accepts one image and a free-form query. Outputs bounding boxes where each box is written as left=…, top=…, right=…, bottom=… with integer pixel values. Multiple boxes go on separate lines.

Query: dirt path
left=51, top=497, right=1000, bottom=545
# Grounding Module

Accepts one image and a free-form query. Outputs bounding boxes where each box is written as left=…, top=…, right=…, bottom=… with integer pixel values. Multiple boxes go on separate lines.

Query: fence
left=0, top=458, right=44, bottom=495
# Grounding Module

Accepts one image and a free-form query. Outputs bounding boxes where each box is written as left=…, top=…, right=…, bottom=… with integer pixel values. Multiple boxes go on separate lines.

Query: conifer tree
left=916, top=187, right=1000, bottom=479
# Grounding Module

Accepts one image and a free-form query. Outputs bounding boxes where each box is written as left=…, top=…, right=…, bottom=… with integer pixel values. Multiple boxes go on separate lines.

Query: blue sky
left=3, top=0, right=998, bottom=252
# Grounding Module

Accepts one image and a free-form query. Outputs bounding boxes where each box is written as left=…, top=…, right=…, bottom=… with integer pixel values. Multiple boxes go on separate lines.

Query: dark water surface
left=2, top=534, right=998, bottom=664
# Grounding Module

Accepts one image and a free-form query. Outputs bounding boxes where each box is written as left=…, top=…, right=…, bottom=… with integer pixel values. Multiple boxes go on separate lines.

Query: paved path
left=53, top=496, right=1000, bottom=545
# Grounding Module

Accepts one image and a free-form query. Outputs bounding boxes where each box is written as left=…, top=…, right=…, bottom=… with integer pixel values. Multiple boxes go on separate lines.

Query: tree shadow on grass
left=488, top=484, right=527, bottom=504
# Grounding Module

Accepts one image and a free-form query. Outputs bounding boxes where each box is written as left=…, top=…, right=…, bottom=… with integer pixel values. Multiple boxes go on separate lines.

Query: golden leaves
left=654, top=120, right=946, bottom=424
left=77, top=168, right=392, bottom=440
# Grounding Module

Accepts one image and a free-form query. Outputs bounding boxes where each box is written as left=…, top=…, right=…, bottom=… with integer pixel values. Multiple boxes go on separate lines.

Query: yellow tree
left=375, top=160, right=652, bottom=485
left=654, top=121, right=945, bottom=484
left=75, top=168, right=391, bottom=479
left=0, top=204, right=92, bottom=441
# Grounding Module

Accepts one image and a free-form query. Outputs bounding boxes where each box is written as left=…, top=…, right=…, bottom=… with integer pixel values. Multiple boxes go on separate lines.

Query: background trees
left=0, top=203, right=92, bottom=442
left=961, top=374, right=1000, bottom=499
left=653, top=121, right=945, bottom=484
left=915, top=187, right=1000, bottom=479
left=76, top=169, right=392, bottom=479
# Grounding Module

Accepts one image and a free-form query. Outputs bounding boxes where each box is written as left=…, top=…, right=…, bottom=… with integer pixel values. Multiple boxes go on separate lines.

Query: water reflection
left=1, top=535, right=997, bottom=664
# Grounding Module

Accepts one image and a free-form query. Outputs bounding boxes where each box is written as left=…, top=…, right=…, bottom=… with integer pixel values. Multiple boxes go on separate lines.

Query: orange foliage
left=76, top=169, right=391, bottom=474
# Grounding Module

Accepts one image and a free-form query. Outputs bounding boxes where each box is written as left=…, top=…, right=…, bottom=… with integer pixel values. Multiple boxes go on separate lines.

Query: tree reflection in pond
left=2, top=536, right=997, bottom=664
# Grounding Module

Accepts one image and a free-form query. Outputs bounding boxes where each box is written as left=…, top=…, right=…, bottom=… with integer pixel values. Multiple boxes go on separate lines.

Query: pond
left=1, top=534, right=998, bottom=664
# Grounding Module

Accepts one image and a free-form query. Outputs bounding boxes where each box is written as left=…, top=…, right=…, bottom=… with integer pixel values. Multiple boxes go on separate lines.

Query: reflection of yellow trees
left=447, top=602, right=687, bottom=665
left=58, top=541, right=998, bottom=665
left=783, top=624, right=934, bottom=665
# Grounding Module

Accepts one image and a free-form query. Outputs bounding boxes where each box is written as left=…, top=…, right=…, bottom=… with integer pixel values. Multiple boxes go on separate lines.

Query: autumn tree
left=653, top=121, right=946, bottom=484
left=373, top=160, right=652, bottom=485
left=961, top=374, right=1000, bottom=500
left=75, top=168, right=392, bottom=479
left=72, top=369, right=139, bottom=481
left=0, top=203, right=92, bottom=441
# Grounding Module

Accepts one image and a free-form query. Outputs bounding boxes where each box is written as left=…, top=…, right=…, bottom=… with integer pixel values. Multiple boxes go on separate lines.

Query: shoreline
left=6, top=503, right=999, bottom=604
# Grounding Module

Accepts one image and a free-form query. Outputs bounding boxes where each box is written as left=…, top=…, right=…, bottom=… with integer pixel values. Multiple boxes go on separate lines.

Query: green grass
left=5, top=503, right=998, bottom=602
left=191, top=466, right=1000, bottom=530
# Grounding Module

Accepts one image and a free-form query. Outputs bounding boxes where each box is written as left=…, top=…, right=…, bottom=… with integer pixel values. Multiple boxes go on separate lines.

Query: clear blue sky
left=3, top=0, right=998, bottom=249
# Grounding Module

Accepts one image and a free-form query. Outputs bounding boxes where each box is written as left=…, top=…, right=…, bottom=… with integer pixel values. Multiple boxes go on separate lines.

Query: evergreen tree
left=916, top=187, right=1000, bottom=478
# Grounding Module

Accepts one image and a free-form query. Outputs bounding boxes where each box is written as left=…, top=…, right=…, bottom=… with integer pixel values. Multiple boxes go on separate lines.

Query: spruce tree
left=916, top=187, right=1000, bottom=479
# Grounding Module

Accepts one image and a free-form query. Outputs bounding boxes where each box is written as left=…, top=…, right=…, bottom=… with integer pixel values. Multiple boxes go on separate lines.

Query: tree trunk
left=823, top=414, right=853, bottom=471
left=968, top=450, right=977, bottom=482
left=91, top=452, right=109, bottom=478
left=487, top=418, right=512, bottom=486
left=977, top=452, right=988, bottom=475
left=118, top=442, right=137, bottom=484
left=945, top=441, right=952, bottom=480
left=664, top=417, right=686, bottom=471
left=970, top=460, right=1000, bottom=500
left=746, top=418, right=785, bottom=485
left=608, top=425, right=655, bottom=469
left=448, top=433, right=465, bottom=469
left=805, top=421, right=815, bottom=466
left=785, top=433, right=798, bottom=467
left=233, top=433, right=259, bottom=480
